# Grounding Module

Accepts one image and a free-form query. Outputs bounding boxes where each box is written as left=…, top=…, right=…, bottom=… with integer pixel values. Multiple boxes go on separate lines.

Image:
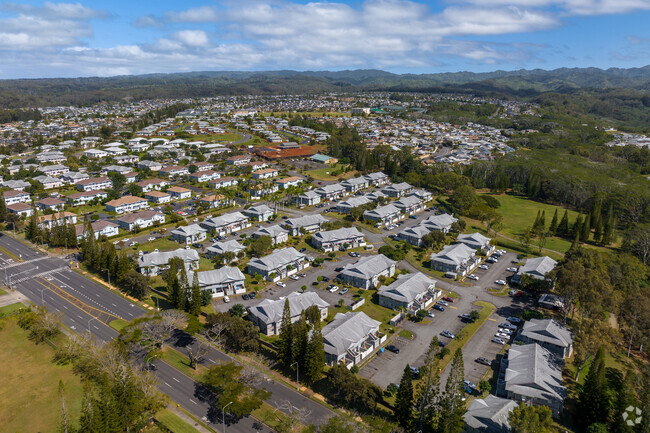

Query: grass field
left=155, top=408, right=202, bottom=433
left=0, top=287, right=6, bottom=296
left=0, top=318, right=83, bottom=433
left=0, top=302, right=27, bottom=315
left=306, top=164, right=358, bottom=181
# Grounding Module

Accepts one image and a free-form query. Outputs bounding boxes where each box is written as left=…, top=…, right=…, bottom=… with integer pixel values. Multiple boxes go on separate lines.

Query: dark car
left=410, top=366, right=420, bottom=377
left=475, top=357, right=491, bottom=366
left=321, top=276, right=330, bottom=282
left=242, top=294, right=250, bottom=301
left=507, top=317, right=522, bottom=325
left=335, top=267, right=344, bottom=272
left=299, top=248, right=307, bottom=252
left=386, top=345, right=400, bottom=354
left=282, top=216, right=289, bottom=219
left=438, top=340, right=447, bottom=347
left=442, top=296, right=455, bottom=302
left=433, top=304, right=445, bottom=311
left=192, top=243, right=203, bottom=248
left=249, top=292, right=257, bottom=299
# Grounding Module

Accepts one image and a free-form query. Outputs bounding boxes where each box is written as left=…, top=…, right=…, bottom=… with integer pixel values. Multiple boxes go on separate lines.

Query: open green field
left=0, top=319, right=84, bottom=433
left=0, top=302, right=27, bottom=315
left=155, top=408, right=202, bottom=433
left=0, top=287, right=6, bottom=296
left=306, top=164, right=358, bottom=181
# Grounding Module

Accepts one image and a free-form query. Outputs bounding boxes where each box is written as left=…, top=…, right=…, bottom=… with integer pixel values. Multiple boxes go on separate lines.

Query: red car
left=442, top=296, right=455, bottom=303
left=514, top=291, right=523, bottom=298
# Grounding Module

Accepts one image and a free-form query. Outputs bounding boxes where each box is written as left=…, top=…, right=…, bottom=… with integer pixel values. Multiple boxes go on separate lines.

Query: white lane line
left=209, top=359, right=217, bottom=363
left=172, top=377, right=180, bottom=383
left=164, top=382, right=172, bottom=387
left=93, top=325, right=99, bottom=330
left=63, top=305, right=69, bottom=310
left=189, top=399, right=198, bottom=405
left=112, top=303, right=117, bottom=307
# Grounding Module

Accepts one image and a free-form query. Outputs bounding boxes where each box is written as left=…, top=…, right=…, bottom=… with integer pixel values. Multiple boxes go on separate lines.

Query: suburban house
left=209, top=177, right=238, bottom=189
left=105, top=195, right=149, bottom=214
left=171, top=224, right=207, bottom=244
left=3, top=190, right=31, bottom=205
left=282, top=214, right=329, bottom=236
left=249, top=183, right=279, bottom=200
left=136, top=178, right=168, bottom=193
left=40, top=164, right=69, bottom=176
left=205, top=240, right=246, bottom=260
left=363, top=172, right=390, bottom=186
left=1, top=180, right=31, bottom=191
left=497, top=343, right=566, bottom=418
left=7, top=203, right=33, bottom=217
left=67, top=190, right=107, bottom=206
left=36, top=197, right=65, bottom=212
left=37, top=212, right=78, bottom=230
left=200, top=212, right=251, bottom=235
left=457, top=232, right=494, bottom=253
left=247, top=247, right=309, bottom=282
left=463, top=396, right=518, bottom=433
left=275, top=176, right=304, bottom=189
left=378, top=272, right=440, bottom=312
left=76, top=177, right=113, bottom=192
left=512, top=256, right=558, bottom=284
left=136, top=160, right=163, bottom=171
left=420, top=213, right=458, bottom=233
left=365, top=190, right=387, bottom=202
left=393, top=195, right=425, bottom=216
left=382, top=182, right=413, bottom=198
left=248, top=291, right=328, bottom=335
left=189, top=170, right=220, bottom=183
left=335, top=196, right=372, bottom=213
left=253, top=225, right=289, bottom=245
left=323, top=312, right=385, bottom=367
left=397, top=225, right=433, bottom=247
left=243, top=204, right=274, bottom=222
left=198, top=194, right=232, bottom=209
left=430, top=243, right=479, bottom=276
left=159, top=165, right=189, bottom=178
left=295, top=190, right=321, bottom=206
left=116, top=210, right=165, bottom=231
left=310, top=153, right=338, bottom=164
left=252, top=168, right=279, bottom=180
left=187, top=267, right=246, bottom=298
left=83, top=148, right=108, bottom=158
left=168, top=186, right=192, bottom=200
left=339, top=254, right=397, bottom=290
left=409, top=189, right=433, bottom=202
left=34, top=175, right=63, bottom=189
left=340, top=177, right=369, bottom=192
left=145, top=190, right=171, bottom=204
left=60, top=171, right=90, bottom=184
left=311, top=227, right=366, bottom=252
left=138, top=248, right=199, bottom=276
left=515, top=319, right=573, bottom=358
left=226, top=155, right=252, bottom=166
left=364, top=204, right=402, bottom=226
left=74, top=220, right=119, bottom=241
left=314, top=183, right=347, bottom=201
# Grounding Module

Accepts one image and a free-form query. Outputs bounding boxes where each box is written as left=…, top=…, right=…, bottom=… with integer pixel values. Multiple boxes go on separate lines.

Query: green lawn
left=110, top=318, right=129, bottom=331
left=0, top=319, right=84, bottom=433
left=0, top=287, right=6, bottom=296
left=128, top=236, right=181, bottom=253
left=155, top=408, right=202, bottom=433
left=306, top=164, right=358, bottom=181
left=0, top=302, right=27, bottom=315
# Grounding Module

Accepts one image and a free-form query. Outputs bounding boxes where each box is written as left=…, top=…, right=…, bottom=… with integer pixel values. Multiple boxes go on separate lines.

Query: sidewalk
left=0, top=289, right=30, bottom=307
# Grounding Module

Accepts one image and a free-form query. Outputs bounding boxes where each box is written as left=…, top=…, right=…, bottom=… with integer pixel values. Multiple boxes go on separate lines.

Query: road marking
left=164, top=382, right=172, bottom=387
left=488, top=318, right=496, bottom=322
left=449, top=305, right=458, bottom=309
left=63, top=305, right=69, bottom=310
left=189, top=399, right=198, bottom=405
left=112, top=303, right=117, bottom=307
left=172, top=377, right=180, bottom=383
left=209, top=359, right=217, bottom=363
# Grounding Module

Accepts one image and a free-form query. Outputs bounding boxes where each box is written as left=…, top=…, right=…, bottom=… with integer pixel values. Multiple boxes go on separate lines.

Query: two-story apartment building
left=3, top=190, right=31, bottom=206
left=430, top=243, right=479, bottom=276
left=248, top=291, right=328, bottom=335
left=138, top=248, right=199, bottom=276
left=116, top=210, right=165, bottom=231
left=378, top=272, right=439, bottom=313
left=171, top=224, right=207, bottom=244
left=188, top=267, right=246, bottom=298
left=275, top=176, right=303, bottom=189
left=75, top=220, right=119, bottom=241
left=323, top=311, right=384, bottom=367
left=105, top=196, right=149, bottom=214
left=314, top=183, right=347, bottom=201
left=393, top=195, right=424, bottom=216
left=252, top=225, right=289, bottom=245
left=252, top=168, right=279, bottom=180
left=339, top=254, right=396, bottom=290
left=136, top=178, right=168, bottom=193
left=282, top=214, right=328, bottom=236
left=189, top=170, right=220, bottom=183
left=363, top=204, right=402, bottom=226
left=363, top=172, right=390, bottom=186
left=159, top=166, right=189, bottom=178
left=247, top=247, right=309, bottom=282
left=340, top=177, right=369, bottom=193
left=311, top=227, right=366, bottom=252
left=200, top=212, right=250, bottom=235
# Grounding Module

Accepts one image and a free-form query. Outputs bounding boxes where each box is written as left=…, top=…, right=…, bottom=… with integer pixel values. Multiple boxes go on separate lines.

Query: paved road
left=0, top=233, right=334, bottom=432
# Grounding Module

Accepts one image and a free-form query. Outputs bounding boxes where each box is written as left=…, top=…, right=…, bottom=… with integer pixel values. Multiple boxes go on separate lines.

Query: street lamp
left=291, top=361, right=299, bottom=391
left=222, top=401, right=233, bottom=433
left=87, top=317, right=98, bottom=333
left=38, top=286, right=48, bottom=304
left=146, top=353, right=160, bottom=371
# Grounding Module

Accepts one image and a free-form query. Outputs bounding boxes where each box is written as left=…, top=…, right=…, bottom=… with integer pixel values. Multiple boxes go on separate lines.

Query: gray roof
left=138, top=248, right=199, bottom=267
left=398, top=225, right=431, bottom=240
left=504, top=343, right=566, bottom=402
left=364, top=203, right=400, bottom=218
left=382, top=182, right=412, bottom=193
left=206, top=240, right=245, bottom=256
left=201, top=211, right=248, bottom=228
left=171, top=224, right=206, bottom=237
left=517, top=256, right=557, bottom=280
left=463, top=395, right=518, bottom=432
left=283, top=214, right=328, bottom=229
left=519, top=319, right=573, bottom=349
left=254, top=224, right=288, bottom=238
left=249, top=291, right=329, bottom=324
left=248, top=247, right=306, bottom=272
left=188, top=266, right=245, bottom=288
left=2, top=180, right=31, bottom=189
left=365, top=191, right=386, bottom=201
left=430, top=243, right=476, bottom=265
left=363, top=172, right=388, bottom=181
left=420, top=213, right=458, bottom=231
left=322, top=312, right=380, bottom=357
left=336, top=196, right=372, bottom=209
left=457, top=232, right=491, bottom=248
left=341, top=254, right=396, bottom=280
left=393, top=195, right=423, bottom=208
left=409, top=189, right=432, bottom=199
left=378, top=272, right=436, bottom=303
left=312, top=227, right=364, bottom=243
left=244, top=204, right=274, bottom=216
left=315, top=183, right=346, bottom=194
left=298, top=190, right=320, bottom=199
left=340, top=177, right=368, bottom=187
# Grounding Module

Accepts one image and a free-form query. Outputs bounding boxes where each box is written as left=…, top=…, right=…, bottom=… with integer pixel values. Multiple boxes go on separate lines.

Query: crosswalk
left=11, top=266, right=69, bottom=284
left=1, top=256, right=48, bottom=270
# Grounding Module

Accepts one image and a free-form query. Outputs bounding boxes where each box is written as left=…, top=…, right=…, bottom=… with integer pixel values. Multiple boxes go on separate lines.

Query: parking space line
left=488, top=318, right=496, bottom=321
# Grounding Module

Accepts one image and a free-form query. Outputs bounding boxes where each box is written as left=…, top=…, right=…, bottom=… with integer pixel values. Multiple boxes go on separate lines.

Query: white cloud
left=167, top=5, right=219, bottom=22
left=172, top=30, right=210, bottom=47
left=448, top=0, right=650, bottom=16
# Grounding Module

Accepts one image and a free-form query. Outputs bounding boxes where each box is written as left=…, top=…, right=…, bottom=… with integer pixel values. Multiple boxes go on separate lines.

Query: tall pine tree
left=303, top=319, right=325, bottom=384
left=277, top=299, right=294, bottom=367
left=439, top=349, right=465, bottom=433
left=548, top=209, right=559, bottom=235
left=580, top=214, right=591, bottom=242
left=292, top=312, right=309, bottom=372
left=395, top=364, right=414, bottom=430
left=188, top=271, right=202, bottom=316
left=578, top=347, right=610, bottom=429
left=0, top=196, right=7, bottom=222
left=167, top=260, right=184, bottom=310
left=557, top=210, right=569, bottom=236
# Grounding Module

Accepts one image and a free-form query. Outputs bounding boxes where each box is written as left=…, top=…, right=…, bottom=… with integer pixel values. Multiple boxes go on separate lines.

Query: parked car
left=464, top=380, right=476, bottom=389
left=458, top=313, right=471, bottom=321
left=498, top=328, right=513, bottom=335
left=486, top=257, right=497, bottom=264
left=496, top=332, right=510, bottom=339
left=321, top=276, right=330, bottom=282
left=428, top=311, right=435, bottom=318
left=328, top=285, right=339, bottom=293
left=276, top=282, right=286, bottom=288
left=192, top=243, right=203, bottom=249
left=492, top=337, right=506, bottom=345
left=410, top=366, right=420, bottom=377
left=506, top=267, right=518, bottom=272
left=509, top=289, right=517, bottom=296
left=499, top=323, right=518, bottom=331
left=475, top=357, right=491, bottom=366
left=348, top=252, right=360, bottom=257
left=514, top=291, right=523, bottom=298
left=249, top=292, right=257, bottom=299
left=223, top=296, right=231, bottom=303
left=437, top=300, right=449, bottom=306
left=479, top=264, right=490, bottom=270
left=440, top=330, right=455, bottom=338
left=340, top=287, right=348, bottom=295
left=497, top=249, right=507, bottom=255
left=289, top=275, right=299, bottom=280
left=467, top=274, right=479, bottom=280
left=386, top=345, right=400, bottom=354
left=335, top=267, right=344, bottom=272
left=507, top=317, right=522, bottom=325
left=495, top=279, right=507, bottom=285
left=242, top=294, right=250, bottom=301
left=148, top=237, right=155, bottom=241
left=433, top=304, right=445, bottom=311
left=409, top=215, right=418, bottom=219
left=299, top=248, right=307, bottom=252
left=442, top=296, right=455, bottom=302
left=463, top=385, right=475, bottom=395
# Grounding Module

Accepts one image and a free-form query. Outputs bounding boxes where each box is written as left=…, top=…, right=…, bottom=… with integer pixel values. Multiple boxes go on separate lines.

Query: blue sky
left=0, top=0, right=649, bottom=78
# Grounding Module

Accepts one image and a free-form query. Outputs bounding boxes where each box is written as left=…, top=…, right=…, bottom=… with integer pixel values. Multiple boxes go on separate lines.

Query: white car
left=496, top=332, right=510, bottom=339
left=148, top=237, right=155, bottom=241
left=497, top=249, right=507, bottom=255
left=506, top=267, right=518, bottom=272
left=495, top=280, right=507, bottom=285
left=428, top=311, right=435, bottom=318
left=498, top=328, right=513, bottom=335
left=492, top=337, right=506, bottom=345
left=223, top=296, right=231, bottom=303
left=289, top=275, right=300, bottom=280
left=479, top=264, right=490, bottom=270
left=276, top=281, right=286, bottom=288
left=328, top=285, right=339, bottom=293
left=467, top=274, right=479, bottom=280
left=129, top=241, right=137, bottom=247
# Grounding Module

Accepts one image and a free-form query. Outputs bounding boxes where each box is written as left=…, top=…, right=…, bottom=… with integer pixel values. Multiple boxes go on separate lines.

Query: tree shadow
left=171, top=328, right=195, bottom=348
